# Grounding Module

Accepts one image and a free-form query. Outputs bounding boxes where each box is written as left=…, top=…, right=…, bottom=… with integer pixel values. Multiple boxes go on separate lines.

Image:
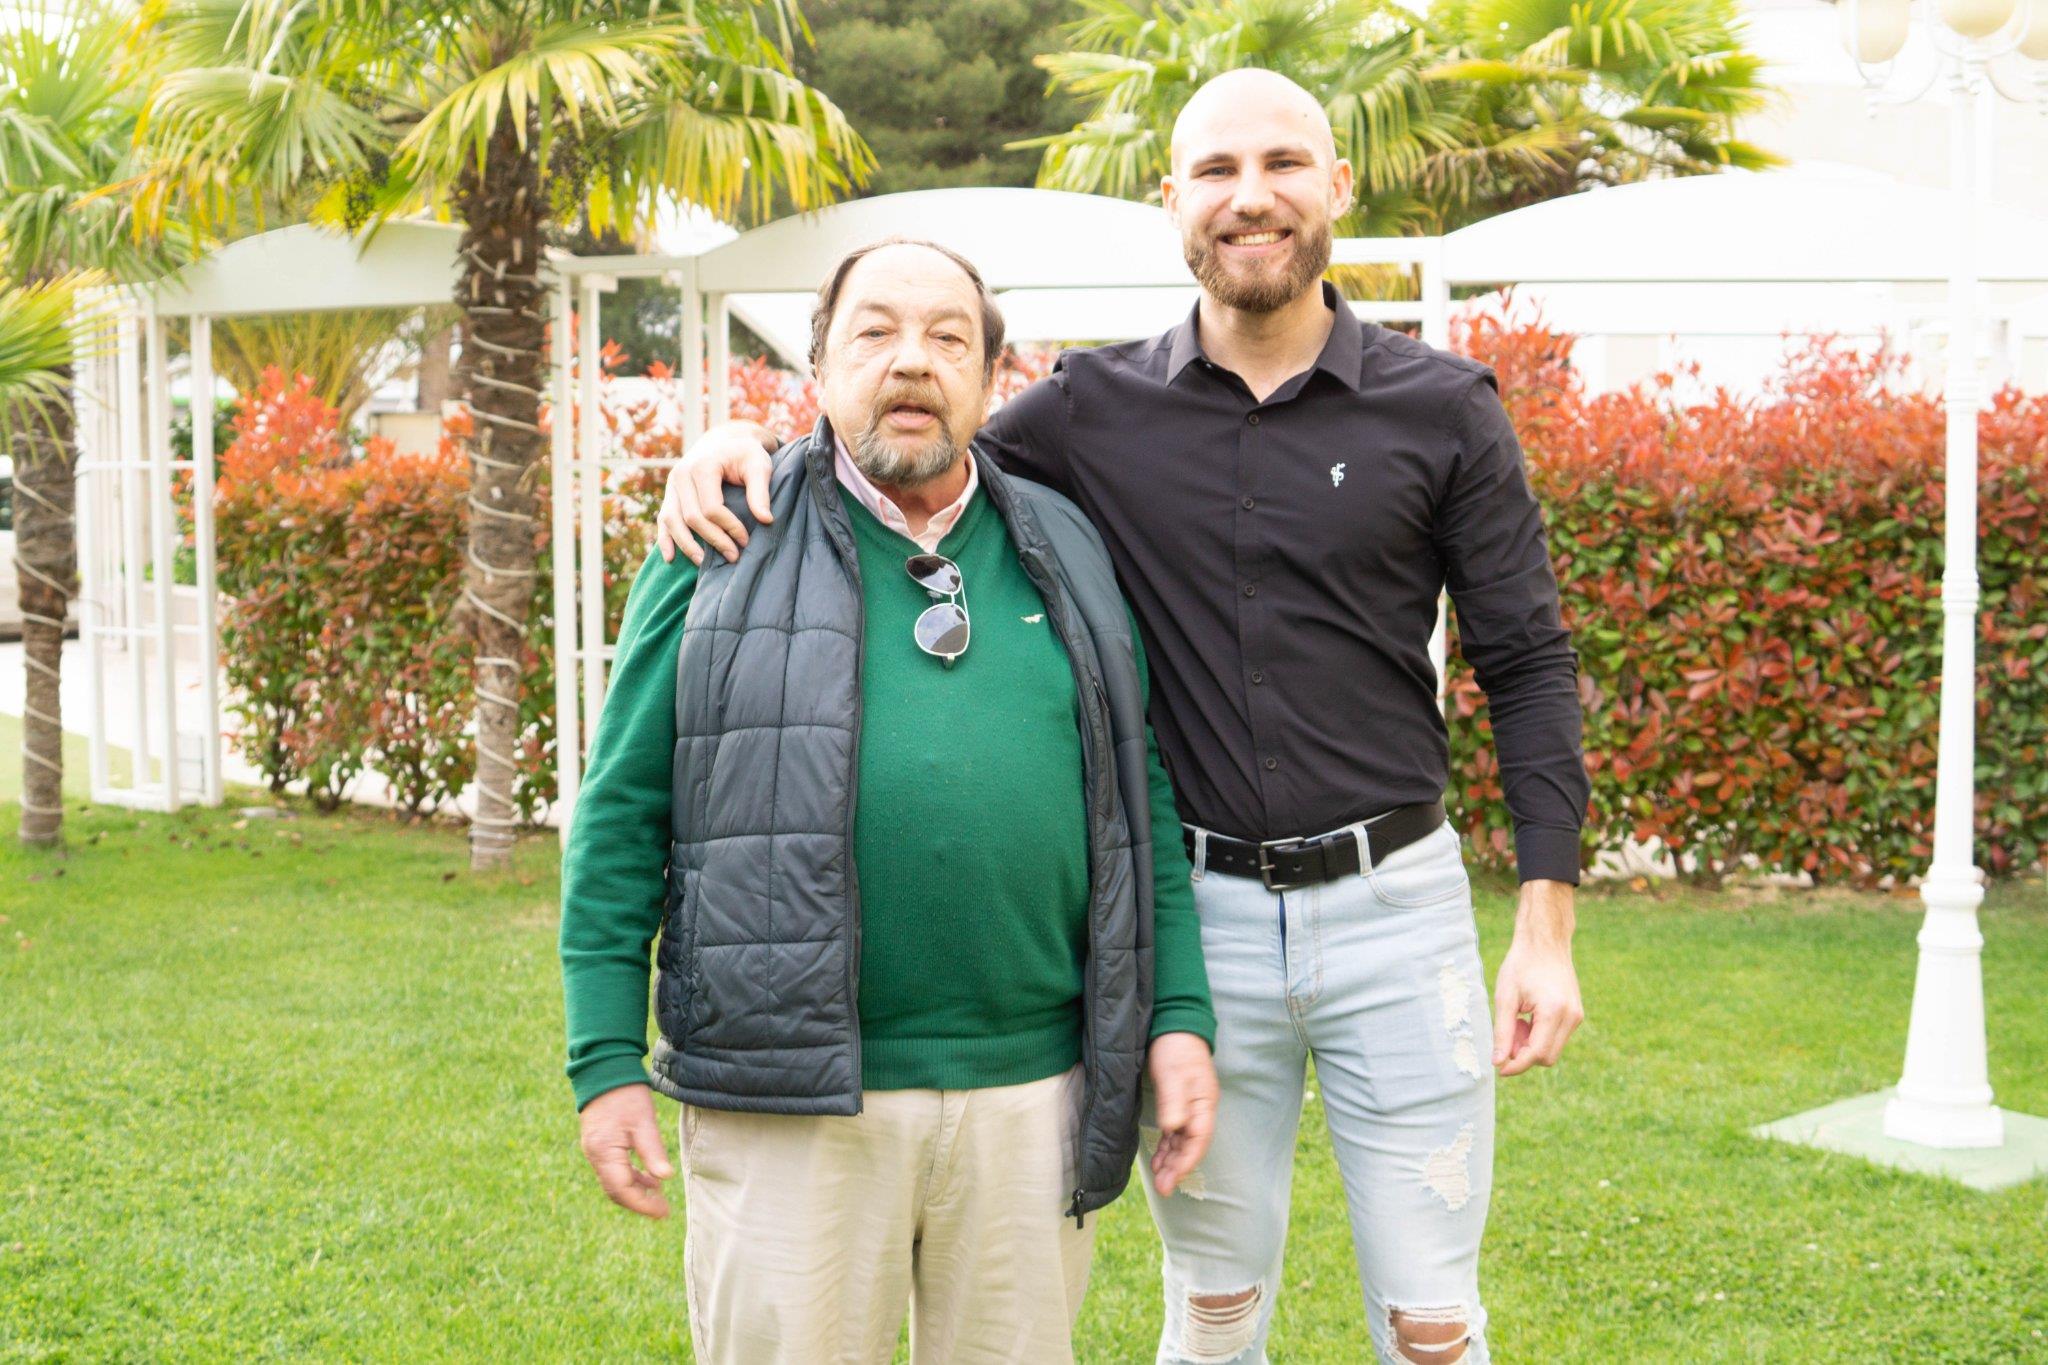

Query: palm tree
left=1423, top=0, right=1779, bottom=222
left=0, top=275, right=88, bottom=421
left=1022, top=0, right=1776, bottom=236
left=1, top=1, right=183, bottom=848
left=139, top=0, right=871, bottom=869
left=1020, top=0, right=1458, bottom=235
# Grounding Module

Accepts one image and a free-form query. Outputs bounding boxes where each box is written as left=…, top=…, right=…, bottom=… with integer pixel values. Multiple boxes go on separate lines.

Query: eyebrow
left=1189, top=143, right=1318, bottom=170
left=846, top=300, right=975, bottom=327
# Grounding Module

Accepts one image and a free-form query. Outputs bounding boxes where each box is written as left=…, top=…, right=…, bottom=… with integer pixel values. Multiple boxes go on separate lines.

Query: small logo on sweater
left=1330, top=462, right=1347, bottom=488
left=1022, top=613, right=1044, bottom=624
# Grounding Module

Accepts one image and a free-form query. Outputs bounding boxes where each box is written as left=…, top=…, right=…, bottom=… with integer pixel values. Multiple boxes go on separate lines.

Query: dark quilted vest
left=649, top=419, right=1156, bottom=1217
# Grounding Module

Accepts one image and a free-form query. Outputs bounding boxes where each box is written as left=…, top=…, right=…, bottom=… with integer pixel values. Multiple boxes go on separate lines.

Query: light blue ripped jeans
left=1144, top=820, right=1494, bottom=1365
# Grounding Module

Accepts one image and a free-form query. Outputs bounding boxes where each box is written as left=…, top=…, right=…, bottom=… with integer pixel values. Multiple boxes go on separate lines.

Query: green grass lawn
left=0, top=712, right=134, bottom=806
left=4, top=795, right=2045, bottom=1362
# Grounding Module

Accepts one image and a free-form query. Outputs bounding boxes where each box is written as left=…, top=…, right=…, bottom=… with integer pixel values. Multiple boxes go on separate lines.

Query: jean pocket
left=1364, top=824, right=1469, bottom=909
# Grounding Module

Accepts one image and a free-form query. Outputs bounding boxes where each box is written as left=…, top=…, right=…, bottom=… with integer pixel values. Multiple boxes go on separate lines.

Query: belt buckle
left=1256, top=836, right=1307, bottom=892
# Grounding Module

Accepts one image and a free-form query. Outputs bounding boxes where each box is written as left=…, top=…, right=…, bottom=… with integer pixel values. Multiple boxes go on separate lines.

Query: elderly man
left=656, top=71, right=1589, bottom=1365
left=558, top=237, right=1218, bottom=1364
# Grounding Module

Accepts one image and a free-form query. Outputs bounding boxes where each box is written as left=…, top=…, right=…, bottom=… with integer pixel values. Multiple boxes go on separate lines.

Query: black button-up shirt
left=979, top=284, right=1589, bottom=883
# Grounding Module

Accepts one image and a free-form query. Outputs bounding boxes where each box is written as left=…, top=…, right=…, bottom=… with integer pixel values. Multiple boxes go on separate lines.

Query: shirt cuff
left=1149, top=1004, right=1218, bottom=1052
left=1515, top=825, right=1582, bottom=885
left=570, top=1055, right=654, bottom=1112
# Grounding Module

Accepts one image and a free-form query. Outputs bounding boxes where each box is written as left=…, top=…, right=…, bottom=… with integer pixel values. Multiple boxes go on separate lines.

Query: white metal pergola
left=74, top=220, right=473, bottom=811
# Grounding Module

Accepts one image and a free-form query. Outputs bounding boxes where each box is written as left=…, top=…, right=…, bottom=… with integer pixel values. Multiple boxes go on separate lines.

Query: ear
left=1161, top=172, right=1182, bottom=224
left=1330, top=158, right=1356, bottom=219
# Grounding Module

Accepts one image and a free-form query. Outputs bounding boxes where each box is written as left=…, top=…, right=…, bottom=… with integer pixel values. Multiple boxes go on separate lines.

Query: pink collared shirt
left=833, top=437, right=979, bottom=554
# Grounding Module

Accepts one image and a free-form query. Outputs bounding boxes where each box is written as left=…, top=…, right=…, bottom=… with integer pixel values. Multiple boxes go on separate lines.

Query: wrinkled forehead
left=833, top=244, right=984, bottom=335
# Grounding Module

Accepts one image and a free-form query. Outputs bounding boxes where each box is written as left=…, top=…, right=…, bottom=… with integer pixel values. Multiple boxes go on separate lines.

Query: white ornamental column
left=1882, top=56, right=2001, bottom=1149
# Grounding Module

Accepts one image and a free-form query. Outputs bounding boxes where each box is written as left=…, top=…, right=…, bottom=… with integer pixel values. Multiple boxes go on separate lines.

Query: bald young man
left=656, top=70, right=1590, bottom=1365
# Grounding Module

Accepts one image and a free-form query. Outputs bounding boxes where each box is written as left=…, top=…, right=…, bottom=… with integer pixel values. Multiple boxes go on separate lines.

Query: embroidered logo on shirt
left=1330, top=462, right=1347, bottom=488
left=1022, top=613, right=1045, bottom=624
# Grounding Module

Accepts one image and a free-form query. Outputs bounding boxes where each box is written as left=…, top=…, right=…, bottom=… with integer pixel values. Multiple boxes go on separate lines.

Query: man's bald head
left=1160, top=69, right=1353, bottom=315
left=1169, top=68, right=1337, bottom=177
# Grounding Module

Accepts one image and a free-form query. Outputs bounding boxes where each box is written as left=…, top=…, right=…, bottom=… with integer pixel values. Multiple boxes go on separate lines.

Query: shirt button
left=1250, top=669, right=1264, bottom=684
left=1243, top=584, right=1257, bottom=598
left=1241, top=496, right=1256, bottom=510
left=1264, top=757, right=1278, bottom=771
left=1247, top=413, right=1261, bottom=426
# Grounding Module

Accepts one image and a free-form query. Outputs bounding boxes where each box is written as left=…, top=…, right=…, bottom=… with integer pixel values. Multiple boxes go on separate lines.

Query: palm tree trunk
left=415, top=320, right=454, bottom=412
left=453, top=115, right=546, bottom=871
left=14, top=371, right=77, bottom=847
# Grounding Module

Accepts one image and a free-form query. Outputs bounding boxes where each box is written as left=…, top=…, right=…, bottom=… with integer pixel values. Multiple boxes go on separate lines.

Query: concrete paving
left=1755, top=1091, right=2048, bottom=1192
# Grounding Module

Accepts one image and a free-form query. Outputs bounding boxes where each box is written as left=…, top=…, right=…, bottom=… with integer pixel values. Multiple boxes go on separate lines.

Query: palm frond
left=607, top=57, right=872, bottom=225
left=398, top=16, right=703, bottom=181
left=1021, top=111, right=1165, bottom=200
left=0, top=272, right=105, bottom=443
left=0, top=0, right=197, bottom=279
left=138, top=0, right=869, bottom=235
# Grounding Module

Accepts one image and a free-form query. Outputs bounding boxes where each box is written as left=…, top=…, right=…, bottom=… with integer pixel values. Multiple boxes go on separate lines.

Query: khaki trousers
left=679, top=1065, right=1095, bottom=1364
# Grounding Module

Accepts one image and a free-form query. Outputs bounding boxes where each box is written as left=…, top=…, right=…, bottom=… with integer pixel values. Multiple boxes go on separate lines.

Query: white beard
left=852, top=424, right=962, bottom=488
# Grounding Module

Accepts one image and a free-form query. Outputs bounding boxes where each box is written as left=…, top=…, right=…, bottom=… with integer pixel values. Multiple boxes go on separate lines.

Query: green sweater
left=560, top=484, right=1215, bottom=1110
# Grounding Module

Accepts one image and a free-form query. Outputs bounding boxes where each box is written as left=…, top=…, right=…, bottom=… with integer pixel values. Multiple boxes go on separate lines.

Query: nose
left=1230, top=167, right=1275, bottom=220
left=888, top=332, right=933, bottom=379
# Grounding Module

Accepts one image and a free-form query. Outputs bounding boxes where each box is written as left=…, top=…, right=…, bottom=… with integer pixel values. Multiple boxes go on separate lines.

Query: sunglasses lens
left=914, top=602, right=971, bottom=658
left=905, top=553, right=963, bottom=595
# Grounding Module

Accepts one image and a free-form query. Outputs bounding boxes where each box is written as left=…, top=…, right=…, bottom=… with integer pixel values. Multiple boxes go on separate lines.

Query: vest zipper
left=846, top=594, right=866, bottom=1115
left=812, top=442, right=868, bottom=1116
left=1021, top=541, right=1109, bottom=1227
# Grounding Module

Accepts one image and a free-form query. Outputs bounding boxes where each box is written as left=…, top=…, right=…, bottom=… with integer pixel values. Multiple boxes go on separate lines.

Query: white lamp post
left=1841, top=0, right=2042, bottom=1149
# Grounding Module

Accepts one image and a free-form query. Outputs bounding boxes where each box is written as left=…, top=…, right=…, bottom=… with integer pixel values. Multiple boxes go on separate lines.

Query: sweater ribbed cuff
left=1515, top=825, right=1582, bottom=885
left=1149, top=1004, right=1217, bottom=1052
left=569, top=1055, right=654, bottom=1112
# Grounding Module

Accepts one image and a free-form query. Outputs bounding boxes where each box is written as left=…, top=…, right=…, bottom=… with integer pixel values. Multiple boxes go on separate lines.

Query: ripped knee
left=1388, top=1306, right=1472, bottom=1364
left=1179, top=1284, right=1263, bottom=1363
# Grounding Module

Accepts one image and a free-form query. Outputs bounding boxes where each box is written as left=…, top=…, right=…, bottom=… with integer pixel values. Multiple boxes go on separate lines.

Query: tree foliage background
left=1025, top=0, right=1778, bottom=236
left=599, top=0, right=1084, bottom=372
left=786, top=0, right=1081, bottom=195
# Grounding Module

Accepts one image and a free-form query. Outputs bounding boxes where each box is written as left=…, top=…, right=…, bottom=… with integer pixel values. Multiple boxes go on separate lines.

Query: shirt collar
left=1165, top=280, right=1368, bottom=394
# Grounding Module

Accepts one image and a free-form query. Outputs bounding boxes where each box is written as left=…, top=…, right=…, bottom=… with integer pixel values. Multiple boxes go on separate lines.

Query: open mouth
left=885, top=402, right=937, bottom=423
left=1219, top=228, right=1292, bottom=249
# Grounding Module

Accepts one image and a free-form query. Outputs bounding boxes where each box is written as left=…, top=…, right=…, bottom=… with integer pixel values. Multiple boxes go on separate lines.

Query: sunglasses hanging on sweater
left=905, top=553, right=970, bottom=667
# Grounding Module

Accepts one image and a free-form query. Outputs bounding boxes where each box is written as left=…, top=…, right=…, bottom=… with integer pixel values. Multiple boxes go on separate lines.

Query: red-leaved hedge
left=1447, top=311, right=2046, bottom=884
left=215, top=370, right=476, bottom=815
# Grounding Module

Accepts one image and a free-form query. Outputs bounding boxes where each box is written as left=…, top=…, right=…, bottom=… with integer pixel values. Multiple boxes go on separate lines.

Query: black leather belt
left=1182, top=801, right=1447, bottom=891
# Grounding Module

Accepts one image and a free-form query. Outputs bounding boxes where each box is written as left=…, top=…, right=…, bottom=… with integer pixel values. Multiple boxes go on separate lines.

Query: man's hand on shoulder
left=656, top=420, right=781, bottom=566
left=1492, top=878, right=1584, bottom=1077
left=1146, top=1031, right=1218, bottom=1196
left=578, top=1083, right=675, bottom=1219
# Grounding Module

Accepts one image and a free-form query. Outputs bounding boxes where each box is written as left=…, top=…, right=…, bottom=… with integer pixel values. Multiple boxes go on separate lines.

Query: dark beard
left=1184, top=219, right=1333, bottom=313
